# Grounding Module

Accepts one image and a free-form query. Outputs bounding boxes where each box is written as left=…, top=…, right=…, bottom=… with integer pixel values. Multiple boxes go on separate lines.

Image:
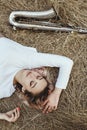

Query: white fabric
left=0, top=37, right=73, bottom=99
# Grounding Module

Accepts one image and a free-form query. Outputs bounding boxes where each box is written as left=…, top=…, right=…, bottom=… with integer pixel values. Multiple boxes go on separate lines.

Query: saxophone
left=9, top=8, right=87, bottom=33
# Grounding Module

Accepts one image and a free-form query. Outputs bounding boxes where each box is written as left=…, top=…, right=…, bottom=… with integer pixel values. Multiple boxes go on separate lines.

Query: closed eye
left=30, top=81, right=37, bottom=88
left=30, top=81, right=34, bottom=87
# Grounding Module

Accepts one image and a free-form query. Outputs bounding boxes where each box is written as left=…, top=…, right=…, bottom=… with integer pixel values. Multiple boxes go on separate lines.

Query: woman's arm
left=19, top=52, right=74, bottom=89
left=7, top=38, right=73, bottom=89
left=9, top=43, right=73, bottom=89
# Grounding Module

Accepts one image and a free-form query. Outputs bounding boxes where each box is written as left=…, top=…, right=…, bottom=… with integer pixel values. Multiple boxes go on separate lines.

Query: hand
left=42, top=88, right=62, bottom=114
left=3, top=107, right=20, bottom=122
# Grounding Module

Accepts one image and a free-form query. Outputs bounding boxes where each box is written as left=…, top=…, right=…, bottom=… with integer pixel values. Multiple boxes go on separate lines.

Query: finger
left=11, top=113, right=19, bottom=122
left=5, top=108, right=20, bottom=122
left=15, top=108, right=20, bottom=117
left=7, top=113, right=14, bottom=122
left=53, top=106, right=57, bottom=110
left=42, top=100, right=48, bottom=106
left=10, top=113, right=16, bottom=122
left=35, top=104, right=42, bottom=110
left=12, top=109, right=18, bottom=122
left=43, top=104, right=49, bottom=113
left=11, top=109, right=18, bottom=122
left=46, top=106, right=57, bottom=113
left=48, top=107, right=53, bottom=113
left=16, top=108, right=20, bottom=118
left=14, top=107, right=20, bottom=120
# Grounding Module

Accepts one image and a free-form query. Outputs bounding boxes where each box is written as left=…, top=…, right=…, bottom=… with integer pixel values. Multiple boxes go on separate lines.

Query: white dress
left=0, top=37, right=73, bottom=99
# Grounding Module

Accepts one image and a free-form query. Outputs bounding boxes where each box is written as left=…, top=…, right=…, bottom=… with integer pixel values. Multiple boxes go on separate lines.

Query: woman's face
left=21, top=69, right=47, bottom=95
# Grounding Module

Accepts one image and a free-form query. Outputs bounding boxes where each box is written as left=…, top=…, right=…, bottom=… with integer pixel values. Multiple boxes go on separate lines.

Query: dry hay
left=51, top=0, right=87, bottom=27
left=0, top=0, right=87, bottom=130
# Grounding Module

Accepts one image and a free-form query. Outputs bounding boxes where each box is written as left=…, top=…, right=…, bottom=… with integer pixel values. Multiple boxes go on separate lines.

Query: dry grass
left=52, top=0, right=87, bottom=27
left=0, top=0, right=87, bottom=129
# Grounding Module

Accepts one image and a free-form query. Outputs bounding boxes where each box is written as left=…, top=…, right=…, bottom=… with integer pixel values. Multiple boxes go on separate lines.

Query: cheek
left=29, top=86, right=35, bottom=93
left=23, top=78, right=30, bottom=89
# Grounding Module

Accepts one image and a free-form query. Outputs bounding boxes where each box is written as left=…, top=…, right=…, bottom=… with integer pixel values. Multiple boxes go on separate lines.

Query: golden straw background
left=0, top=0, right=87, bottom=129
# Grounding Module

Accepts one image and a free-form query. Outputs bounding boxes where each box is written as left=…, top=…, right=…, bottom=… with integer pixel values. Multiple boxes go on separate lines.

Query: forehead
left=32, top=70, right=41, bottom=75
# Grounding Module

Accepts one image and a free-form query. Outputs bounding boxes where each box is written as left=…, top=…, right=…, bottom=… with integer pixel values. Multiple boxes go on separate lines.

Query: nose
left=29, top=71, right=40, bottom=83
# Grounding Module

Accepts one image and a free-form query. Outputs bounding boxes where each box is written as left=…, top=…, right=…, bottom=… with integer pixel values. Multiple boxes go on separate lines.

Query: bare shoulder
left=0, top=33, right=4, bottom=38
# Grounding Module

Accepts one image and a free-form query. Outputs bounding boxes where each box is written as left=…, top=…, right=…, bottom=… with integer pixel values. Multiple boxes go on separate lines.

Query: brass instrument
left=9, top=8, right=87, bottom=33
